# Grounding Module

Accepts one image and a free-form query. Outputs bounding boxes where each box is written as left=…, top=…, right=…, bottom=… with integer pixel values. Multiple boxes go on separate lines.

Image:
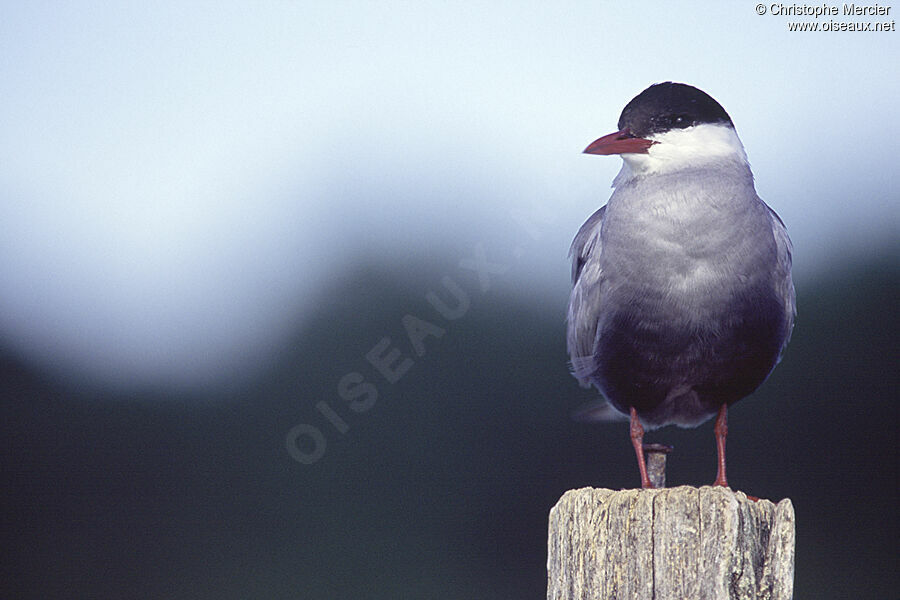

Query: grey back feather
left=766, top=205, right=796, bottom=362
left=566, top=205, right=606, bottom=384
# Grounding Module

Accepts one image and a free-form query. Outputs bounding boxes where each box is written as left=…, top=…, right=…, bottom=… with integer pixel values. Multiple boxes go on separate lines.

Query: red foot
left=630, top=407, right=654, bottom=489
left=712, top=404, right=729, bottom=488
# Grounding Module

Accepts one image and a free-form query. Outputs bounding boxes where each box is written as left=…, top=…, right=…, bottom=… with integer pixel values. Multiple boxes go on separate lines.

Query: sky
left=1, top=2, right=897, bottom=390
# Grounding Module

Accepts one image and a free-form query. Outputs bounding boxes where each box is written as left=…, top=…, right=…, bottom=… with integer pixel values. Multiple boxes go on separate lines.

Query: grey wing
left=767, top=205, right=796, bottom=361
left=566, top=205, right=607, bottom=385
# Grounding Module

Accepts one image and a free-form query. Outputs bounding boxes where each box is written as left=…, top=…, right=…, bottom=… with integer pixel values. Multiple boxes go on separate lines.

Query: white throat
left=614, top=123, right=749, bottom=185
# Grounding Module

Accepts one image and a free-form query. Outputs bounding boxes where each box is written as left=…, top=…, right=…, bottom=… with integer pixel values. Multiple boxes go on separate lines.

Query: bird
left=567, top=82, right=795, bottom=489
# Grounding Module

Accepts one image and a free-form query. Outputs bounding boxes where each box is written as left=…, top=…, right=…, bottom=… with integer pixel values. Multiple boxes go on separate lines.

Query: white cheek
left=618, top=124, right=748, bottom=178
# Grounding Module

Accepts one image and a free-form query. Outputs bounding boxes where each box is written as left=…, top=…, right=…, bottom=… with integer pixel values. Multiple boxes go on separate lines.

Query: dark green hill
left=2, top=255, right=897, bottom=599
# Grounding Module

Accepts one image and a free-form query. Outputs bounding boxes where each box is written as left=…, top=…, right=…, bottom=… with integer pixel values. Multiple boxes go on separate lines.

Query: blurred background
left=1, top=2, right=897, bottom=598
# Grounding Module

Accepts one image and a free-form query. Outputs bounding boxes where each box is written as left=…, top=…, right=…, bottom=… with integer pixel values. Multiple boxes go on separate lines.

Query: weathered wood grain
left=547, top=486, right=794, bottom=600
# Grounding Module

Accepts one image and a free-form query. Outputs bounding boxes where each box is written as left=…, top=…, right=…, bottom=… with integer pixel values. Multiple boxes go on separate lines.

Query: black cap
left=618, top=82, right=733, bottom=138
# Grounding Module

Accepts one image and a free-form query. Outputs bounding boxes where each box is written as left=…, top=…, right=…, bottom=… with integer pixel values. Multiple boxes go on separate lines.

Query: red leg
left=713, top=403, right=729, bottom=487
left=630, top=407, right=653, bottom=489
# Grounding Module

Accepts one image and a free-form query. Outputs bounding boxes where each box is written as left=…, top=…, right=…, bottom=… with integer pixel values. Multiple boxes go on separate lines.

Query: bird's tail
left=571, top=399, right=628, bottom=423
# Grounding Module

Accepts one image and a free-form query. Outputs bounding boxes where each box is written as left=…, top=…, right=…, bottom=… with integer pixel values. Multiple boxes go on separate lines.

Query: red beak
left=583, top=128, right=655, bottom=155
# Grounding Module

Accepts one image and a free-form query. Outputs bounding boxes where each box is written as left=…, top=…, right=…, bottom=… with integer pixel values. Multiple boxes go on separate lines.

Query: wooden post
left=547, top=486, right=794, bottom=600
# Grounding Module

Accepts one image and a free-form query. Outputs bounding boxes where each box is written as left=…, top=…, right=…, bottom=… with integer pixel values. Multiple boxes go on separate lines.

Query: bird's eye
left=646, top=114, right=694, bottom=134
